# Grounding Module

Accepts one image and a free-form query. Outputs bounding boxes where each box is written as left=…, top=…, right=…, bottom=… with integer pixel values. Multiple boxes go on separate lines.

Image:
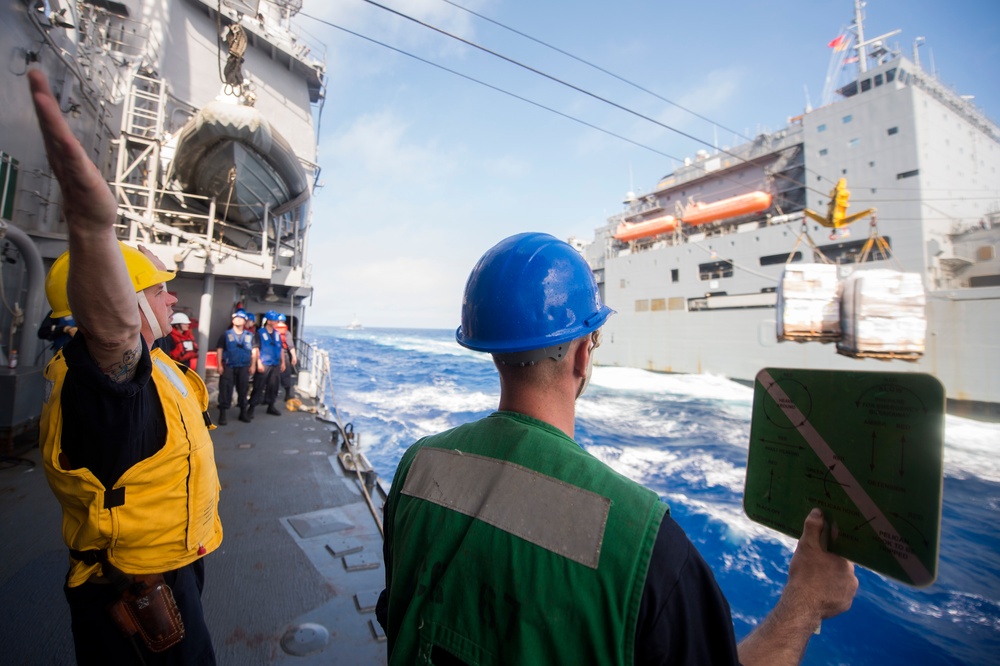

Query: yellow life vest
left=41, top=347, right=223, bottom=587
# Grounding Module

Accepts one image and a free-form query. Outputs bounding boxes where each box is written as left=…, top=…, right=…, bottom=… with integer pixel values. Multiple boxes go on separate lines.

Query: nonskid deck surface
left=0, top=406, right=387, bottom=665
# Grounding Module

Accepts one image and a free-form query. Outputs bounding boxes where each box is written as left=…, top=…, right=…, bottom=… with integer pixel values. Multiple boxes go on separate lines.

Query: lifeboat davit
left=614, top=215, right=680, bottom=242
left=167, top=101, right=308, bottom=228
left=682, top=191, right=772, bottom=226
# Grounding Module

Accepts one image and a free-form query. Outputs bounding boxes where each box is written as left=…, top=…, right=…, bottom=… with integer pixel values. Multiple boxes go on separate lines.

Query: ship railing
left=74, top=3, right=161, bottom=107
left=293, top=337, right=327, bottom=404
left=112, top=183, right=308, bottom=276
left=909, top=72, right=1000, bottom=143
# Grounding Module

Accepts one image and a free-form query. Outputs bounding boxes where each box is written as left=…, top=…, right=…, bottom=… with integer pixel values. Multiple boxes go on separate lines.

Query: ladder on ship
left=113, top=71, right=168, bottom=241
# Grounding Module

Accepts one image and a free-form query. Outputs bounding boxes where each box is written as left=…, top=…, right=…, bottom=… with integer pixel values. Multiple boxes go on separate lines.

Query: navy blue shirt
left=60, top=334, right=167, bottom=489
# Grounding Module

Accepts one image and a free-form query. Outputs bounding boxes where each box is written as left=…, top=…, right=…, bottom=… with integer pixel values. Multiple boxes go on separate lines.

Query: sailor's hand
left=28, top=69, right=118, bottom=233
left=785, top=508, right=858, bottom=625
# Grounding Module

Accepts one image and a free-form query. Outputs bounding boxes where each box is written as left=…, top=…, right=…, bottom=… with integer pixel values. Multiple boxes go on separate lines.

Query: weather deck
left=0, top=403, right=388, bottom=664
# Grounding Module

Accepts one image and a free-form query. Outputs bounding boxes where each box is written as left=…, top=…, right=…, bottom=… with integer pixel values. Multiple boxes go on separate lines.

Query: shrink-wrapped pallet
left=776, top=263, right=841, bottom=342
left=838, top=269, right=926, bottom=359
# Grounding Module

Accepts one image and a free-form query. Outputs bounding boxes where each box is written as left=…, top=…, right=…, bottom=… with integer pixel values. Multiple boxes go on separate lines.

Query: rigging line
left=355, top=3, right=778, bottom=177
left=688, top=240, right=780, bottom=282
left=437, top=0, right=752, bottom=143
left=298, top=15, right=828, bottom=205
left=298, top=13, right=685, bottom=162
left=346, top=0, right=836, bottom=201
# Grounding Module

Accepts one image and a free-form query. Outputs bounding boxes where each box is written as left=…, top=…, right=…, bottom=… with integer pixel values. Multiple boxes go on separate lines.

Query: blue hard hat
left=246, top=312, right=255, bottom=323
left=264, top=309, right=280, bottom=322
left=456, top=232, right=614, bottom=356
left=232, top=309, right=249, bottom=320
left=277, top=313, right=287, bottom=322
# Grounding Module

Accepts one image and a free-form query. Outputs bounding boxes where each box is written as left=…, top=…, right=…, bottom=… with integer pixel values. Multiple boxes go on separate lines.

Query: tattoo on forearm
left=101, top=344, right=141, bottom=383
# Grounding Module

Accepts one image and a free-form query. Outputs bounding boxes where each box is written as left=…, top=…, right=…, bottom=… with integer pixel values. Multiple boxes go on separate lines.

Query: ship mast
left=851, top=0, right=900, bottom=74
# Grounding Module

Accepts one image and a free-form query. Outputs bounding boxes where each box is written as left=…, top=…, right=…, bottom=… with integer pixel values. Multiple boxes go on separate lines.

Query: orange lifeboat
left=614, top=215, right=680, bottom=242
left=682, top=191, right=772, bottom=226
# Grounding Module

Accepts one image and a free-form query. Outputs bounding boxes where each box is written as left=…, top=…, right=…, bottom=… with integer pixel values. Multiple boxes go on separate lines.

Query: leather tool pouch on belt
left=72, top=550, right=186, bottom=652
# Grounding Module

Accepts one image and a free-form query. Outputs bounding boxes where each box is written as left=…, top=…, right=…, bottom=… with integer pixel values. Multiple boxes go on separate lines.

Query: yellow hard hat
left=45, top=242, right=175, bottom=318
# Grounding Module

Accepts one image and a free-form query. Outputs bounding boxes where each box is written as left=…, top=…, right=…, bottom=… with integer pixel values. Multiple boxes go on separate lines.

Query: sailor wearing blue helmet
left=248, top=308, right=286, bottom=417
left=377, top=232, right=857, bottom=665
left=215, top=309, right=254, bottom=424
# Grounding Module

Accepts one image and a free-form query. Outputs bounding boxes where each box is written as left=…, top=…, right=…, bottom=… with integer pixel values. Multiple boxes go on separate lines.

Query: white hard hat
left=171, top=312, right=191, bottom=325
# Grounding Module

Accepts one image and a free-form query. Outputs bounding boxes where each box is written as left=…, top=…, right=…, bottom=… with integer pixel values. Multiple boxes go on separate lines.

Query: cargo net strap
left=788, top=221, right=834, bottom=265
left=857, top=215, right=904, bottom=270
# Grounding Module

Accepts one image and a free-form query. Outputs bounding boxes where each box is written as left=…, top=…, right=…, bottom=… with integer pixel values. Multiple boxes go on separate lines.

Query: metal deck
left=0, top=405, right=388, bottom=664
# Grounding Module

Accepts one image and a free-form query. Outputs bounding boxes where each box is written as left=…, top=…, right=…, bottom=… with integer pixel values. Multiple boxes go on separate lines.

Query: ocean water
left=312, top=326, right=1000, bottom=665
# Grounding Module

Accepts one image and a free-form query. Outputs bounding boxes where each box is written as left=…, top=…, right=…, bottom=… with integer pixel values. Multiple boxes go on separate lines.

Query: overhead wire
left=437, top=0, right=753, bottom=143
left=300, top=2, right=989, bottom=209
left=351, top=0, right=849, bottom=202
left=297, top=12, right=688, bottom=163
left=298, top=10, right=824, bottom=210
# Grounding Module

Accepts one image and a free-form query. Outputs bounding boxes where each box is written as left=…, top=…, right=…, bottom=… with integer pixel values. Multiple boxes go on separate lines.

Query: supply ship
left=579, top=1, right=999, bottom=418
left=0, top=0, right=389, bottom=662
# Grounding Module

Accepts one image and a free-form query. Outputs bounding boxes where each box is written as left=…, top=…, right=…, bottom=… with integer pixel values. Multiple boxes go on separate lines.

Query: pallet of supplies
left=776, top=263, right=842, bottom=342
left=838, top=269, right=926, bottom=360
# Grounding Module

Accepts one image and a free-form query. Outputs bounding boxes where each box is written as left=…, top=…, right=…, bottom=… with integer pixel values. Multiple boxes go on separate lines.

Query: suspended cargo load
left=614, top=215, right=680, bottom=242
left=682, top=191, right=772, bottom=226
left=838, top=270, right=926, bottom=360
left=776, top=263, right=842, bottom=342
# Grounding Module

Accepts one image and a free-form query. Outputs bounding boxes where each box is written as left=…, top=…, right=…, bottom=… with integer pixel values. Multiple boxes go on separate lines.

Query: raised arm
left=29, top=69, right=142, bottom=377
left=737, top=508, right=858, bottom=666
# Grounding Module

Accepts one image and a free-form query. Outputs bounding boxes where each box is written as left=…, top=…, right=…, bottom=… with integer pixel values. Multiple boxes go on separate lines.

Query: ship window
left=977, top=246, right=996, bottom=261
left=671, top=268, right=679, bottom=282
left=848, top=138, right=860, bottom=148
left=900, top=70, right=908, bottom=84
left=886, top=68, right=896, bottom=82
left=818, top=237, right=893, bottom=264
left=817, top=123, right=827, bottom=132
left=651, top=298, right=667, bottom=311
left=897, top=169, right=919, bottom=179
left=842, top=114, right=853, bottom=124
left=699, top=260, right=734, bottom=280
left=888, top=126, right=899, bottom=135
left=668, top=297, right=686, bottom=311
left=874, top=73, right=884, bottom=86
left=861, top=78, right=872, bottom=92
left=760, top=251, right=802, bottom=266
left=970, top=274, right=1000, bottom=287
left=635, top=299, right=649, bottom=312
left=819, top=148, right=829, bottom=156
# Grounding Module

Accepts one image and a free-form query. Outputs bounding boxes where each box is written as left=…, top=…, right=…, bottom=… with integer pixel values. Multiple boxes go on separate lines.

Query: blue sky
left=296, top=0, right=1000, bottom=329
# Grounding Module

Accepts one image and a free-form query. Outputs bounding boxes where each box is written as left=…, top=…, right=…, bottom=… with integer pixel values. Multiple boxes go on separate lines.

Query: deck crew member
left=376, top=232, right=858, bottom=666
left=248, top=309, right=285, bottom=417
left=165, top=311, right=198, bottom=368
left=274, top=313, right=297, bottom=402
left=30, top=69, right=223, bottom=664
left=216, top=309, right=254, bottom=425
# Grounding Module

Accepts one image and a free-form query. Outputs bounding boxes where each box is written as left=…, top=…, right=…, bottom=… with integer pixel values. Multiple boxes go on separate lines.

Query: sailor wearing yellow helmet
left=30, top=69, right=222, bottom=663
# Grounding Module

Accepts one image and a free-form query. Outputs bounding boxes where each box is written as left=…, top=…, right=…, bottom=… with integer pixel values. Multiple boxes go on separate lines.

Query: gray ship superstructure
left=1, top=0, right=324, bottom=379
left=580, top=2, right=1000, bottom=416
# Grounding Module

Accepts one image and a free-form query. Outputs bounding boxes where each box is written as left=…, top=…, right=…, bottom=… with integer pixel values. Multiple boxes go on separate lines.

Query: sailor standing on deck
left=29, top=69, right=222, bottom=664
left=216, top=309, right=254, bottom=425
left=248, top=309, right=285, bottom=417
left=377, top=232, right=858, bottom=666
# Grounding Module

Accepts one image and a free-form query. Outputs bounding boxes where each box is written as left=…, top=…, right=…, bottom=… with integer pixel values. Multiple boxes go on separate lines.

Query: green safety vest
left=384, top=411, right=667, bottom=665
